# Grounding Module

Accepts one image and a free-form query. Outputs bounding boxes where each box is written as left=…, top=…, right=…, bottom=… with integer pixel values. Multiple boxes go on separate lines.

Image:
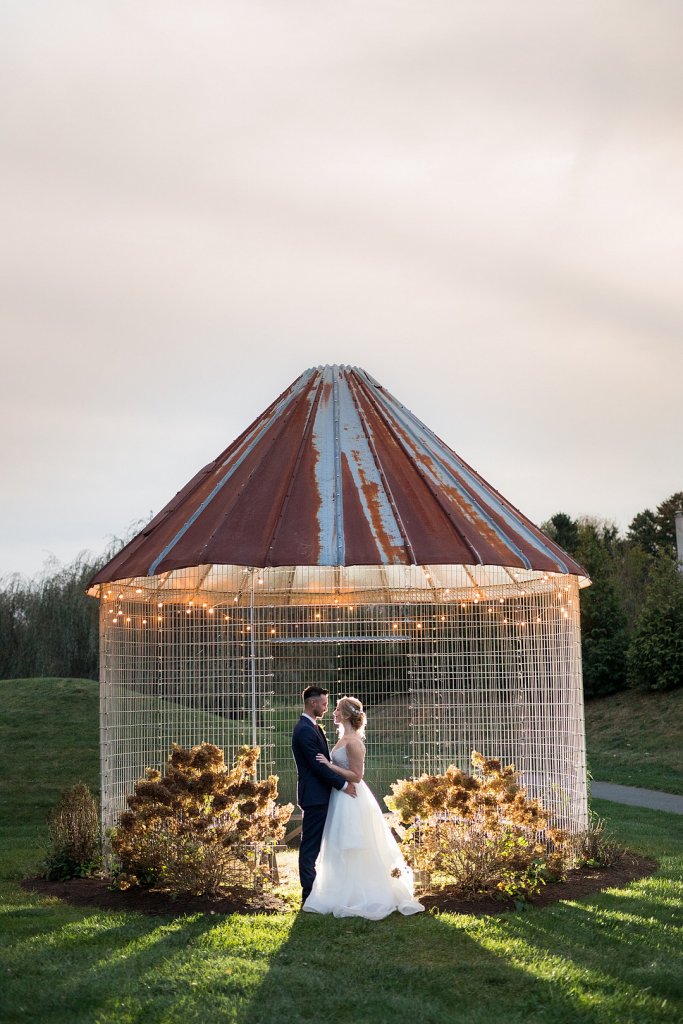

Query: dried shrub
left=570, top=813, right=621, bottom=868
left=110, top=743, right=292, bottom=896
left=385, top=752, right=572, bottom=900
left=43, top=783, right=101, bottom=881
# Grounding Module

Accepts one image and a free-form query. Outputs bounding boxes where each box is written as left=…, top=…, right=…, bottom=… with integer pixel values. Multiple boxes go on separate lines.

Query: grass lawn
left=584, top=688, right=683, bottom=795
left=1, top=678, right=682, bottom=1024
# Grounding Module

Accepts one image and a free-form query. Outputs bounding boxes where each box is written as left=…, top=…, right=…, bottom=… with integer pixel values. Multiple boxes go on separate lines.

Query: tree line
left=541, top=491, right=683, bottom=696
left=1, top=493, right=681, bottom=696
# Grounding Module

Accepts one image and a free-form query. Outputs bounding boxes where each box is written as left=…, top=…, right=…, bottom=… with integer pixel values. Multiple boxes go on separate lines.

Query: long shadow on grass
left=2, top=903, right=225, bottom=1023
left=235, top=906, right=629, bottom=1024
left=489, top=889, right=683, bottom=1007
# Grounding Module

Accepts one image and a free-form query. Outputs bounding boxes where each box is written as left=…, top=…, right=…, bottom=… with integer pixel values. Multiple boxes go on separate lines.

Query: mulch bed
left=21, top=851, right=656, bottom=918
left=418, top=851, right=657, bottom=915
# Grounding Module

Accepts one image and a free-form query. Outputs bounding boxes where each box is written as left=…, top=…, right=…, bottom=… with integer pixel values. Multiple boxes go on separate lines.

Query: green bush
left=42, top=783, right=101, bottom=880
left=386, top=753, right=571, bottom=901
left=111, top=743, right=292, bottom=896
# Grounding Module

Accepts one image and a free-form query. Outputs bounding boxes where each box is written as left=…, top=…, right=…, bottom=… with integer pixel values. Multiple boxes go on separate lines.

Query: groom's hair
left=302, top=685, right=329, bottom=703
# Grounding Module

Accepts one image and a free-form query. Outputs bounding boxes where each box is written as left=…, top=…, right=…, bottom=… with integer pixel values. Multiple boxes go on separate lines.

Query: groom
left=291, top=685, right=356, bottom=901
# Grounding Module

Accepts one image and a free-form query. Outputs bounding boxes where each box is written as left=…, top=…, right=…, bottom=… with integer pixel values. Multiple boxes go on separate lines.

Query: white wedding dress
left=303, top=746, right=425, bottom=920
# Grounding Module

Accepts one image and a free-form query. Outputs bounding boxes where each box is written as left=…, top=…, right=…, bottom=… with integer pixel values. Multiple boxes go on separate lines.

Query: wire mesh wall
left=97, top=565, right=588, bottom=838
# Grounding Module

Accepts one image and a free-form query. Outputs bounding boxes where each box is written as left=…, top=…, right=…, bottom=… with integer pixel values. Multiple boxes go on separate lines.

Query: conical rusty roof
left=89, top=365, right=586, bottom=584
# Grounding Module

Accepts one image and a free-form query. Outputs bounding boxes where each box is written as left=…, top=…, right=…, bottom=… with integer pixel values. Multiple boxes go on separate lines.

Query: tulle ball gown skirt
left=303, top=781, right=425, bottom=920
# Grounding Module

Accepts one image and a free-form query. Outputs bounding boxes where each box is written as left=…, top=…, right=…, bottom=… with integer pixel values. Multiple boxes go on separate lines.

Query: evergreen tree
left=543, top=512, right=579, bottom=555
left=654, top=492, right=683, bottom=557
left=626, top=509, right=659, bottom=556
left=573, top=520, right=628, bottom=697
left=627, top=555, right=683, bottom=691
left=542, top=514, right=628, bottom=698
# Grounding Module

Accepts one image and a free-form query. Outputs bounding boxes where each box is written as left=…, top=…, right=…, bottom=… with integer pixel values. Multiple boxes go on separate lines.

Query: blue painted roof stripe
left=367, top=374, right=570, bottom=573
left=311, top=367, right=339, bottom=564
left=337, top=371, right=405, bottom=559
left=415, top=422, right=570, bottom=572
left=363, top=373, right=540, bottom=571
left=332, top=367, right=346, bottom=565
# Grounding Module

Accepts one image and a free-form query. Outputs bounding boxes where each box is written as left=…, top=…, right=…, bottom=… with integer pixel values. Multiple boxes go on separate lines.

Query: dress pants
left=299, top=803, right=328, bottom=900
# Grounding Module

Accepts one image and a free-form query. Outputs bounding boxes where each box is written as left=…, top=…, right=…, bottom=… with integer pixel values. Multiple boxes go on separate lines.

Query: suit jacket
left=291, top=715, right=346, bottom=808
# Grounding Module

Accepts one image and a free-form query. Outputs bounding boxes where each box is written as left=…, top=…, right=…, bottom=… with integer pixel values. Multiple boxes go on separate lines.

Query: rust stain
left=89, top=364, right=588, bottom=585
left=355, top=460, right=407, bottom=563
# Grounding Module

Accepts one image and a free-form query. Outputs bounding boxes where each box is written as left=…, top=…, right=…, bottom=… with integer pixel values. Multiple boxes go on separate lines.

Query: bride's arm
left=316, top=741, right=364, bottom=783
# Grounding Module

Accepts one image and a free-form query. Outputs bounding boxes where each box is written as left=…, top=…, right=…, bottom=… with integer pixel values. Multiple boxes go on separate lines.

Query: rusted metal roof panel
left=89, top=365, right=588, bottom=584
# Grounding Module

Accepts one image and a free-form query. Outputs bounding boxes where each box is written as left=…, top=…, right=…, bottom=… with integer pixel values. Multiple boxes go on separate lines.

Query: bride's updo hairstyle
left=338, top=696, right=366, bottom=737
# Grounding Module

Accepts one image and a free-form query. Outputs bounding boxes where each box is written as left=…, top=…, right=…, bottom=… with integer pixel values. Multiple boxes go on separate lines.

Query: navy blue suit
left=291, top=715, right=345, bottom=899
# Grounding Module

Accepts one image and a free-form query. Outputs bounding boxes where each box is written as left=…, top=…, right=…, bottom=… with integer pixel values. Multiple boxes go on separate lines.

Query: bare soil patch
left=22, top=851, right=655, bottom=918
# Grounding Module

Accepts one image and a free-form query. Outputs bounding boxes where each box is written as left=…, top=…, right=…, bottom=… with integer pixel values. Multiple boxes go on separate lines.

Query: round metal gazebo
left=88, top=365, right=590, bottom=835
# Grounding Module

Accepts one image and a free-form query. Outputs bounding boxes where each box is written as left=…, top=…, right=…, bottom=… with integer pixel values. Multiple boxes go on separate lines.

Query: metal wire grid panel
left=98, top=566, right=588, bottom=837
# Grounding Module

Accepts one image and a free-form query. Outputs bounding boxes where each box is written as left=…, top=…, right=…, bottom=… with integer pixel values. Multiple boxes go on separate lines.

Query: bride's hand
left=316, top=753, right=330, bottom=766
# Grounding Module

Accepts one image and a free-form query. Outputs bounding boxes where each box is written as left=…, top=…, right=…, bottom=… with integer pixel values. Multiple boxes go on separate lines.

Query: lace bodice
left=331, top=745, right=350, bottom=768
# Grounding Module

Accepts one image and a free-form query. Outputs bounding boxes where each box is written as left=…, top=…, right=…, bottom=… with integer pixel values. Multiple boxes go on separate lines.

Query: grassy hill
left=584, top=688, right=683, bottom=795
left=0, top=677, right=99, bottom=878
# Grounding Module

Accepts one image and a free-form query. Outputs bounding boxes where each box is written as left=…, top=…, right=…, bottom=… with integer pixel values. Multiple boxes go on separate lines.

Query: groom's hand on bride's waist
left=343, top=782, right=357, bottom=798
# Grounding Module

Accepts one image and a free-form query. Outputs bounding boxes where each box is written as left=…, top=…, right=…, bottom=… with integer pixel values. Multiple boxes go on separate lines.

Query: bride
left=302, top=695, right=424, bottom=920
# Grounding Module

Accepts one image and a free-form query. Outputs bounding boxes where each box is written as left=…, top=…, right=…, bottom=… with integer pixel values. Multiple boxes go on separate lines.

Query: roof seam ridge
left=354, top=376, right=484, bottom=565
left=348, top=369, right=417, bottom=564
left=264, top=369, right=325, bottom=563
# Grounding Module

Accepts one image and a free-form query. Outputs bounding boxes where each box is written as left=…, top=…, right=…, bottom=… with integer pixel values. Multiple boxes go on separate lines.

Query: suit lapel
left=301, top=715, right=330, bottom=755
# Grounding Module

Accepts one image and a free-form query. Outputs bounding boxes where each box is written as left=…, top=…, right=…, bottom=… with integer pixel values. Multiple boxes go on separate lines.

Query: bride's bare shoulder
left=345, top=733, right=365, bottom=752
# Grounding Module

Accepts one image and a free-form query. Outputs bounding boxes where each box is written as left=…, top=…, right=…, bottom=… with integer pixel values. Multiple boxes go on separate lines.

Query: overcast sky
left=1, top=1, right=681, bottom=579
